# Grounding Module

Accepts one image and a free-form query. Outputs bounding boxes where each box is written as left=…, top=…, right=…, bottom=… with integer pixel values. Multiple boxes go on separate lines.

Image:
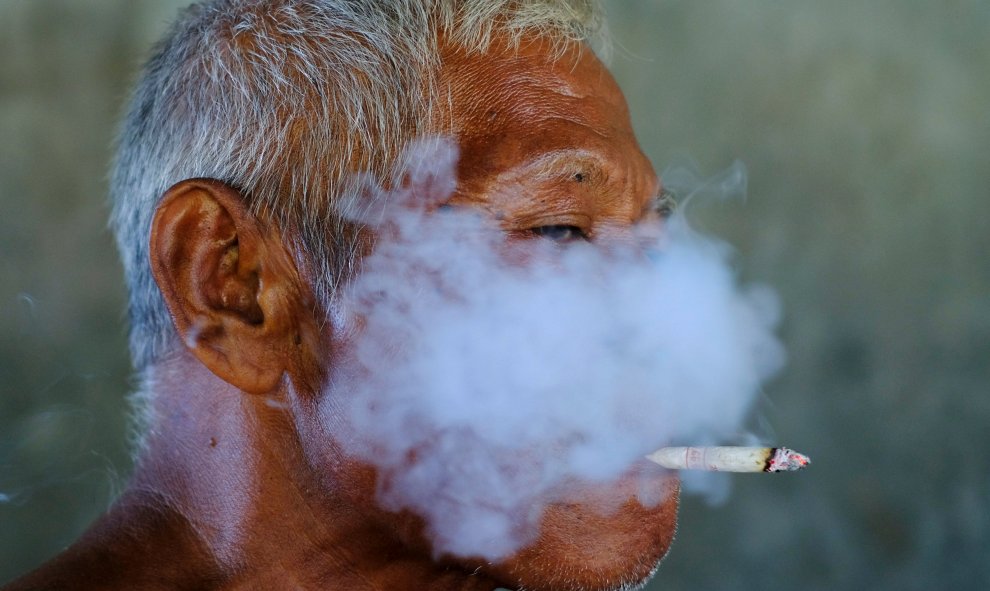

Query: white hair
left=111, top=0, right=607, bottom=372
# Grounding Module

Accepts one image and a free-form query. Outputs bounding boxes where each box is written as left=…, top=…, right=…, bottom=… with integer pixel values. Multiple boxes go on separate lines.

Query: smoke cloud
left=321, top=139, right=785, bottom=560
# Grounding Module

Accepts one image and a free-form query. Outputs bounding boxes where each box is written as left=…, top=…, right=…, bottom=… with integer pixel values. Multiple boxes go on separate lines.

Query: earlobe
left=149, top=179, right=302, bottom=394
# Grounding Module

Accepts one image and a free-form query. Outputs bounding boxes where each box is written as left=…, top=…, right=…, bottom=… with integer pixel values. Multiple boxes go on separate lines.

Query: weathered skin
left=5, top=36, right=678, bottom=591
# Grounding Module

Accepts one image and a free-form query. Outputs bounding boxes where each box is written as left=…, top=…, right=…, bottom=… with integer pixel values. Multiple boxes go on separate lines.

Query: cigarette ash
left=765, top=447, right=811, bottom=472
left=321, top=138, right=786, bottom=560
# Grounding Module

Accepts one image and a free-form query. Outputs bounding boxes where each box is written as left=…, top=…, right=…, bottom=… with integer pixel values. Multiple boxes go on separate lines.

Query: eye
left=652, top=188, right=677, bottom=219
left=531, top=225, right=588, bottom=242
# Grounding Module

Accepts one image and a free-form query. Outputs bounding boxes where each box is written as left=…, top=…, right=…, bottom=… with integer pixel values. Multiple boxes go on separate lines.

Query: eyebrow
left=522, top=150, right=609, bottom=184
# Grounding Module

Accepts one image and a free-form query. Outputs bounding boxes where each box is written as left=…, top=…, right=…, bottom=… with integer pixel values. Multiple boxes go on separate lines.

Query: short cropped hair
left=110, top=0, right=606, bottom=372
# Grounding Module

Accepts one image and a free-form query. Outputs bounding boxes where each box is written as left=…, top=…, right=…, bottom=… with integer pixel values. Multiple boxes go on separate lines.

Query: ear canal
left=214, top=241, right=264, bottom=325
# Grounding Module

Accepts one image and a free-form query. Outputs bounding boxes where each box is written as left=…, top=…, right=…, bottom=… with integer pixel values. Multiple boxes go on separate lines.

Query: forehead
left=441, top=38, right=627, bottom=120
left=438, top=39, right=634, bottom=161
left=434, top=37, right=656, bottom=226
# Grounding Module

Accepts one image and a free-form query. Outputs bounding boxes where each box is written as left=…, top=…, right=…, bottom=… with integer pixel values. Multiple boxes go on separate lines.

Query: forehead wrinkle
left=439, top=35, right=618, bottom=115
left=476, top=72, right=622, bottom=127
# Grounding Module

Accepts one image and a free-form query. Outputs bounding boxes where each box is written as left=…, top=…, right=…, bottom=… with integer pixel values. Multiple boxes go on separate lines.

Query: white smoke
left=321, top=138, right=785, bottom=560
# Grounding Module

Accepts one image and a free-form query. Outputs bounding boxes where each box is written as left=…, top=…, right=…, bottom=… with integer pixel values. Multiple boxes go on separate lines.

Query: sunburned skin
left=433, top=37, right=680, bottom=590
left=296, top=36, right=679, bottom=591
left=4, top=34, right=677, bottom=591
left=442, top=40, right=663, bottom=241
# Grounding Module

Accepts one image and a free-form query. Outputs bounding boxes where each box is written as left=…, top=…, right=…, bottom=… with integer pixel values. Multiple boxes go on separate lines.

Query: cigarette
left=645, top=446, right=810, bottom=473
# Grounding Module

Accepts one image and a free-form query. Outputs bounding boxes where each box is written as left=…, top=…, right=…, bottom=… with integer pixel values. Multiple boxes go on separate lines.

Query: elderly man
left=6, top=1, right=678, bottom=589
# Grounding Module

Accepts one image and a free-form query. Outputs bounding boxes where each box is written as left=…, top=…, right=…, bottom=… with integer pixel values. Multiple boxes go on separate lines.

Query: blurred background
left=1, top=1, right=988, bottom=589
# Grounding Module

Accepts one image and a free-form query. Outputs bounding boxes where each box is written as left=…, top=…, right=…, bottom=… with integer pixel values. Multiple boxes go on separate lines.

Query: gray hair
left=110, top=0, right=606, bottom=372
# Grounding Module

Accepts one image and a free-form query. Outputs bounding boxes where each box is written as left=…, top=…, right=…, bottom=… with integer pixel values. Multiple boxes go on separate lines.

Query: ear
left=150, top=179, right=311, bottom=394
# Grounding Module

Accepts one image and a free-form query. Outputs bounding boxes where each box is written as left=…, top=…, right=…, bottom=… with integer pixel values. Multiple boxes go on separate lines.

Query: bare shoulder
left=3, top=492, right=221, bottom=591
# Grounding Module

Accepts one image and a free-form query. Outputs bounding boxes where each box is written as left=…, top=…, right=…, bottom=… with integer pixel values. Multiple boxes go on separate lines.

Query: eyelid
left=514, top=208, right=592, bottom=230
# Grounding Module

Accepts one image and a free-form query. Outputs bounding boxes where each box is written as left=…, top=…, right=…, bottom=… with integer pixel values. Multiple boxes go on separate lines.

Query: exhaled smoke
left=322, top=138, right=785, bottom=560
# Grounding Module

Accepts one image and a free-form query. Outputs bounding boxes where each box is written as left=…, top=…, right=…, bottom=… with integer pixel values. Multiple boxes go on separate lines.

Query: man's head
left=111, top=2, right=678, bottom=590
left=112, top=0, right=609, bottom=372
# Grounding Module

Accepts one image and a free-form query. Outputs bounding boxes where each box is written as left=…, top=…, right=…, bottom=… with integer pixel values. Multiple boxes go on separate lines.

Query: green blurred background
left=2, top=1, right=988, bottom=588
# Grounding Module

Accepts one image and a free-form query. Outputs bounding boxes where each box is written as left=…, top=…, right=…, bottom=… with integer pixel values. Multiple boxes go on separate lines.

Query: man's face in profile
left=295, top=37, right=680, bottom=591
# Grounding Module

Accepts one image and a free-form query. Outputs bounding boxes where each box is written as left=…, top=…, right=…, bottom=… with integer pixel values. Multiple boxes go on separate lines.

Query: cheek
left=488, top=472, right=680, bottom=591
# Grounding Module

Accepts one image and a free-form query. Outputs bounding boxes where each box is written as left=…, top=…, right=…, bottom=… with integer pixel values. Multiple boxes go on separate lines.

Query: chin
left=487, top=474, right=680, bottom=591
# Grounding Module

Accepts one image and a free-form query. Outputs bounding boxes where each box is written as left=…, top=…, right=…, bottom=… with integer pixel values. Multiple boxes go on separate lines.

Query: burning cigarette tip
left=766, top=447, right=811, bottom=472
left=646, top=446, right=811, bottom=473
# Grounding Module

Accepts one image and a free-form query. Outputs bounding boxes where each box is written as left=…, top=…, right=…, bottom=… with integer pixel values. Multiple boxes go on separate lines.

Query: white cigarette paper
left=646, top=446, right=810, bottom=473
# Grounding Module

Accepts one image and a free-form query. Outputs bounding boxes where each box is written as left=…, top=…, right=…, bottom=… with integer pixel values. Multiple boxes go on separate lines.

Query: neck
left=4, top=353, right=501, bottom=591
